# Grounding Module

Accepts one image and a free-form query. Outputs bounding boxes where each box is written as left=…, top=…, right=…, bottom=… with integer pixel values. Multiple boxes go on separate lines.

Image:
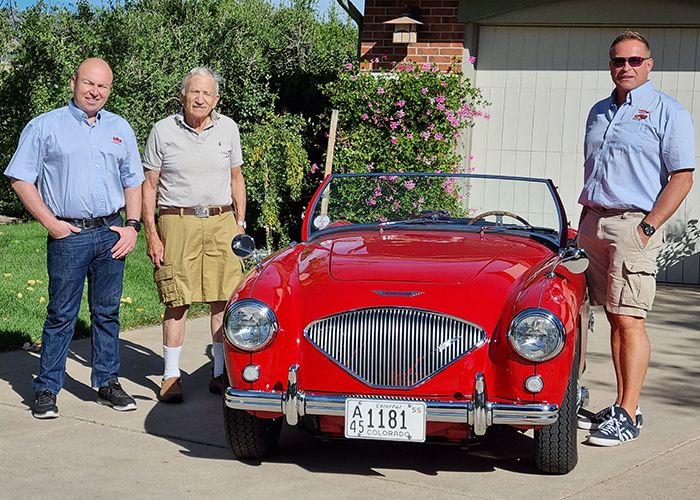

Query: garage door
left=470, top=26, right=700, bottom=284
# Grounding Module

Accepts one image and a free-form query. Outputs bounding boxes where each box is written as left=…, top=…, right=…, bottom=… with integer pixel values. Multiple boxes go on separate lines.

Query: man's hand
left=145, top=233, right=165, bottom=268
left=48, top=220, right=81, bottom=240
left=109, top=225, right=138, bottom=259
left=637, top=225, right=651, bottom=247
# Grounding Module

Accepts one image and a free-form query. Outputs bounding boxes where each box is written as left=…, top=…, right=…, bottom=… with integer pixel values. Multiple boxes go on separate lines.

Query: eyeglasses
left=610, top=57, right=650, bottom=68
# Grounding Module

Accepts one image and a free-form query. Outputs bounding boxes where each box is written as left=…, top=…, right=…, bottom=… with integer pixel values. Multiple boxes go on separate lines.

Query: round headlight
left=508, top=309, right=565, bottom=362
left=224, top=299, right=278, bottom=351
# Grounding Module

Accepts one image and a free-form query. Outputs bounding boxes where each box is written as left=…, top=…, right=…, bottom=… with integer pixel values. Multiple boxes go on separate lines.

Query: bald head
left=70, top=58, right=113, bottom=122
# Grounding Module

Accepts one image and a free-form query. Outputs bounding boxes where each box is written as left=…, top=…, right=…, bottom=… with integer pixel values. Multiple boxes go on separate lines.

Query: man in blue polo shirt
left=4, top=58, right=145, bottom=419
left=577, top=31, right=695, bottom=445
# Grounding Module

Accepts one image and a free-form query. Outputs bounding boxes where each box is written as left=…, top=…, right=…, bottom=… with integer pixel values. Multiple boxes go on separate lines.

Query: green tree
left=0, top=0, right=356, bottom=247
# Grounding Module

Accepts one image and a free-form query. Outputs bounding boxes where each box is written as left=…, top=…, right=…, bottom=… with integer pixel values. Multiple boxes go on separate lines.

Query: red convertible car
left=222, top=172, right=591, bottom=474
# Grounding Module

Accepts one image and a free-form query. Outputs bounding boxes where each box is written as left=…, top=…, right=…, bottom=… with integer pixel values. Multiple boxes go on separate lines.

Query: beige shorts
left=154, top=210, right=244, bottom=308
left=578, top=208, right=664, bottom=318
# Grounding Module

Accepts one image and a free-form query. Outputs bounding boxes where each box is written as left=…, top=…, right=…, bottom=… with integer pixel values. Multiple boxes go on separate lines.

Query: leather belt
left=58, top=213, right=119, bottom=229
left=158, top=205, right=232, bottom=218
left=588, top=205, right=646, bottom=216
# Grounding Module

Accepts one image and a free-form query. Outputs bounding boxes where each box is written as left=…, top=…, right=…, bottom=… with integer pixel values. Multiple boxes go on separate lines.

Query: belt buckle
left=194, top=207, right=210, bottom=218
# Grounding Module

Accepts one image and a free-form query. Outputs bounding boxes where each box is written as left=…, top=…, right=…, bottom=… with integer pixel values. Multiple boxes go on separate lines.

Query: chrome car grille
left=304, top=307, right=486, bottom=388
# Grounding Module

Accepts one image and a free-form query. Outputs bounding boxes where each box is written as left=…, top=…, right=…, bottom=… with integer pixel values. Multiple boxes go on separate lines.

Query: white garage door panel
left=472, top=26, right=700, bottom=284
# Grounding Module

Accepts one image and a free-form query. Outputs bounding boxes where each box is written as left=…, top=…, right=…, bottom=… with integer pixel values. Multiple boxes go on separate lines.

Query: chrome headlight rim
left=223, top=299, right=278, bottom=352
left=507, top=308, right=565, bottom=362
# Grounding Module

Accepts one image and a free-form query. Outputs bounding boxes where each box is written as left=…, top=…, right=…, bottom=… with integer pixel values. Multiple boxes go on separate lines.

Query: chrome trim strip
left=224, top=368, right=559, bottom=435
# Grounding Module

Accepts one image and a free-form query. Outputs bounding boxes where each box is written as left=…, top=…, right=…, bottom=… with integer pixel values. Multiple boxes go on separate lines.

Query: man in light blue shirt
left=4, top=58, right=145, bottom=419
left=577, top=31, right=694, bottom=446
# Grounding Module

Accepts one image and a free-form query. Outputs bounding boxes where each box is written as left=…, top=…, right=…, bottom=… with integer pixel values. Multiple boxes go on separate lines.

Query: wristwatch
left=237, top=220, right=247, bottom=229
left=639, top=220, right=655, bottom=236
left=125, top=219, right=142, bottom=232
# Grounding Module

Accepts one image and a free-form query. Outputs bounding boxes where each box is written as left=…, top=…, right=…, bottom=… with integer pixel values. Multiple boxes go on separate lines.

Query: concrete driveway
left=1, top=285, right=699, bottom=499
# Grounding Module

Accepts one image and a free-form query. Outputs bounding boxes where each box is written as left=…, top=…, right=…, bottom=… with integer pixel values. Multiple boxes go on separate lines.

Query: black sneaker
left=97, top=380, right=137, bottom=411
left=578, top=404, right=643, bottom=430
left=32, top=390, right=59, bottom=419
left=586, top=406, right=640, bottom=446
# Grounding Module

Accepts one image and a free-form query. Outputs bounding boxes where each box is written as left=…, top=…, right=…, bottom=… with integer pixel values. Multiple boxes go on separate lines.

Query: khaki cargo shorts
left=154, top=210, right=244, bottom=308
left=578, top=208, right=664, bottom=319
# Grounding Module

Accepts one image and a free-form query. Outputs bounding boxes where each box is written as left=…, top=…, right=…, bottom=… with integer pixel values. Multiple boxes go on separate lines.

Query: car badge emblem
left=371, top=290, right=424, bottom=297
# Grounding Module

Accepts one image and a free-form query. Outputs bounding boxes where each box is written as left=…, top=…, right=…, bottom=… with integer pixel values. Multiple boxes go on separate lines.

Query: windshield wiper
left=378, top=218, right=453, bottom=231
left=479, top=225, right=558, bottom=235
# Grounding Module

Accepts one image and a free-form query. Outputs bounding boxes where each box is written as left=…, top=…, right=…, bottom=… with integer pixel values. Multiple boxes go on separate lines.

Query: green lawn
left=0, top=221, right=210, bottom=351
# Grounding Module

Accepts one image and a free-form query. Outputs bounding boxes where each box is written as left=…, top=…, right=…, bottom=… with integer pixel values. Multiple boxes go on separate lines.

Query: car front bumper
left=224, top=365, right=560, bottom=436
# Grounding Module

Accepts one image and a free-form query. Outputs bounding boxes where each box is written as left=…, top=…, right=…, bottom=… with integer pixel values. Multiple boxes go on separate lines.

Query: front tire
left=223, top=403, right=282, bottom=459
left=534, top=348, right=579, bottom=474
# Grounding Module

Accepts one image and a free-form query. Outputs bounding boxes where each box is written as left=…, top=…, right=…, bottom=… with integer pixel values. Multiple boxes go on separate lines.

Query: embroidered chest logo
left=111, top=136, right=123, bottom=145
left=633, top=109, right=650, bottom=121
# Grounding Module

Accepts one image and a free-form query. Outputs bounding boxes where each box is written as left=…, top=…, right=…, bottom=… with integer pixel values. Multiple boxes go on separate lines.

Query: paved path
left=1, top=286, right=699, bottom=499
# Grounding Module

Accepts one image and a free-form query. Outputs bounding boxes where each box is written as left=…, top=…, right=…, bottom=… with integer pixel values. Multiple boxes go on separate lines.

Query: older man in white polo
left=142, top=67, right=247, bottom=403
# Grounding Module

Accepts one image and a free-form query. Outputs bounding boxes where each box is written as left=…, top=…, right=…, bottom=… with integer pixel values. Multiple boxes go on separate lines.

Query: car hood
left=329, top=233, right=535, bottom=284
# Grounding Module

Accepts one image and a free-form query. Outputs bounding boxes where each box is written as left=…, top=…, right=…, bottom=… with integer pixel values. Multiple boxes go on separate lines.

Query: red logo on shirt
left=633, top=109, right=649, bottom=120
left=112, top=136, right=123, bottom=145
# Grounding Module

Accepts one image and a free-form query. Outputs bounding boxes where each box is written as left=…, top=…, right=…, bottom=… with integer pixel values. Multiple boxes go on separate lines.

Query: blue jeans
left=33, top=214, right=125, bottom=394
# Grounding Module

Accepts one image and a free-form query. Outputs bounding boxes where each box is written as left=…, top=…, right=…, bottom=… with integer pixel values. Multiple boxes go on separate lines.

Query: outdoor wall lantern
left=383, top=7, right=422, bottom=44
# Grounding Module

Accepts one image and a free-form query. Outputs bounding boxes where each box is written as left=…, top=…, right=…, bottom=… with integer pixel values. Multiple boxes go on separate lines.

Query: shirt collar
left=612, top=80, right=654, bottom=107
left=175, top=109, right=219, bottom=132
left=68, top=99, right=102, bottom=124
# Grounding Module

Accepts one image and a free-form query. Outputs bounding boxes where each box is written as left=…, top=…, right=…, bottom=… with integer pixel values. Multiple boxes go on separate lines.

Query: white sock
left=163, top=345, right=182, bottom=380
left=213, top=342, right=225, bottom=377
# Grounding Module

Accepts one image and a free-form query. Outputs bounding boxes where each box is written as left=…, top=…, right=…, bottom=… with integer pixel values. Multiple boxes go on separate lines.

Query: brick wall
left=360, top=0, right=464, bottom=73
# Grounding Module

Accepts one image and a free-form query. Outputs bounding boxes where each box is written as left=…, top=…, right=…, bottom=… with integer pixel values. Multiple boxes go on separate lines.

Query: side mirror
left=231, top=233, right=256, bottom=258
left=231, top=234, right=262, bottom=269
left=558, top=246, right=589, bottom=275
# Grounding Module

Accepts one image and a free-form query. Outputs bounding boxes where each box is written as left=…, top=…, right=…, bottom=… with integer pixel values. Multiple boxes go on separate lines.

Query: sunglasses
left=610, top=57, right=650, bottom=68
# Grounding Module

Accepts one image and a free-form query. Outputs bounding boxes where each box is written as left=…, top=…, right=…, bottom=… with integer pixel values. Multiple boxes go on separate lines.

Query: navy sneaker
left=578, top=404, right=643, bottom=431
left=97, top=380, right=137, bottom=411
left=586, top=406, right=640, bottom=446
left=32, top=390, right=59, bottom=419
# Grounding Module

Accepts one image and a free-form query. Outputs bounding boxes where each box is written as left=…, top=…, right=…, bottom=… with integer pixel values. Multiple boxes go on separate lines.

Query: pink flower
left=420, top=131, right=430, bottom=140
left=396, top=100, right=405, bottom=107
left=361, top=113, right=369, bottom=121
left=421, top=88, right=428, bottom=94
left=406, top=133, right=413, bottom=139
left=397, top=110, right=405, bottom=118
left=311, top=163, right=318, bottom=173
left=405, top=181, right=416, bottom=190
left=434, top=133, right=443, bottom=140
left=391, top=137, right=397, bottom=144
left=468, top=155, right=474, bottom=161
left=366, top=199, right=377, bottom=206
left=422, top=63, right=431, bottom=70
left=468, top=56, right=476, bottom=64
left=377, top=88, right=385, bottom=94
left=345, top=63, right=353, bottom=70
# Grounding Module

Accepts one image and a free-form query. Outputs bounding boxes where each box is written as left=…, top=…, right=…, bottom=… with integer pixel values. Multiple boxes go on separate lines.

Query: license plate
left=345, top=399, right=426, bottom=442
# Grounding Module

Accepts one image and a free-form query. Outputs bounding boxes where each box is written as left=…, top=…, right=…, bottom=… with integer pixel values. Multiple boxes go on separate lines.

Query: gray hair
left=180, top=67, right=221, bottom=96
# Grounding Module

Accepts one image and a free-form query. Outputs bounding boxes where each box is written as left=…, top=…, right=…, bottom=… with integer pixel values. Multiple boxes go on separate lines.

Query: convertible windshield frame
left=303, top=173, right=568, bottom=248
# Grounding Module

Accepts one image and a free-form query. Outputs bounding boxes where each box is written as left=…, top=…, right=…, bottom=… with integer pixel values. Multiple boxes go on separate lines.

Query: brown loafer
left=159, top=377, right=183, bottom=404
left=209, top=368, right=227, bottom=395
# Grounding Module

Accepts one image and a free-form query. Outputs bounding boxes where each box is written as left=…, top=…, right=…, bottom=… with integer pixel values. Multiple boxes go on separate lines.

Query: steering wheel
left=467, top=210, right=531, bottom=226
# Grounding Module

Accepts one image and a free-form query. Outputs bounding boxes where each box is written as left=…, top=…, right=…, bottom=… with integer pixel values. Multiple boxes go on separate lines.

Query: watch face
left=640, top=222, right=654, bottom=236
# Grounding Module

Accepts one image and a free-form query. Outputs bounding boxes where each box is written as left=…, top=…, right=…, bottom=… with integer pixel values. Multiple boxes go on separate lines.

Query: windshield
left=307, top=173, right=566, bottom=245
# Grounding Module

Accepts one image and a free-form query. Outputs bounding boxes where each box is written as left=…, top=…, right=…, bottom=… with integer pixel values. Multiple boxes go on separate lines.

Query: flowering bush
left=323, top=58, right=488, bottom=176
left=321, top=58, right=489, bottom=221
